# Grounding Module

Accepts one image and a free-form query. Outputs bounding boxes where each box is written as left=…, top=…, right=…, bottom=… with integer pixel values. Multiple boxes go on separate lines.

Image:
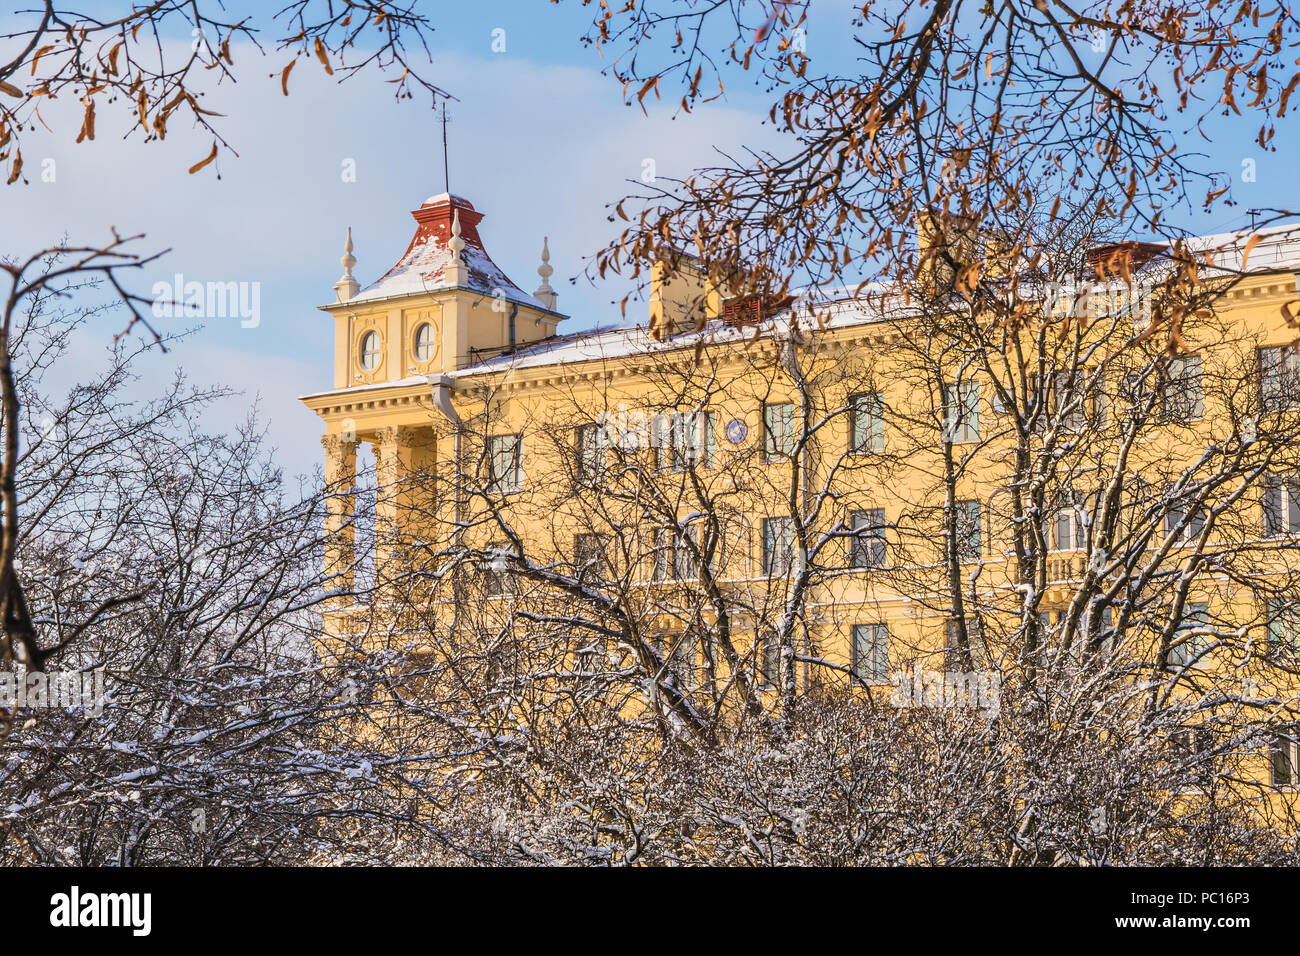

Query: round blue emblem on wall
left=725, top=419, right=748, bottom=444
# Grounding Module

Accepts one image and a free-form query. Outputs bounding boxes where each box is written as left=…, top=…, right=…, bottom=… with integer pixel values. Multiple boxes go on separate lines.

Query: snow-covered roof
left=1178, top=222, right=1300, bottom=274
left=299, top=295, right=899, bottom=402
left=453, top=293, right=900, bottom=377
left=1109, top=222, right=1300, bottom=281
left=306, top=216, right=1300, bottom=404
left=348, top=194, right=547, bottom=309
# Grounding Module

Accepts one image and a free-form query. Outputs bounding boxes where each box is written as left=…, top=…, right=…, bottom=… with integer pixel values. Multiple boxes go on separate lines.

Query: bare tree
left=0, top=293, right=461, bottom=865
left=1, top=1, right=446, bottom=183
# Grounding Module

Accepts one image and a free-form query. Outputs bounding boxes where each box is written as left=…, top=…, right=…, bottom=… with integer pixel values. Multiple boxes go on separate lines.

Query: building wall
left=304, top=260, right=1300, bottom=803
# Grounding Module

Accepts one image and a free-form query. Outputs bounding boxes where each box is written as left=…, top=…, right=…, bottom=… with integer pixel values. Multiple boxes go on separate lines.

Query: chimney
left=916, top=207, right=978, bottom=294
left=649, top=253, right=717, bottom=340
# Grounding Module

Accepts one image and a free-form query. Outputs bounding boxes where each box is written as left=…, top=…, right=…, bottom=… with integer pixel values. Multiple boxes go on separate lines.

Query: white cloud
left=0, top=44, right=780, bottom=476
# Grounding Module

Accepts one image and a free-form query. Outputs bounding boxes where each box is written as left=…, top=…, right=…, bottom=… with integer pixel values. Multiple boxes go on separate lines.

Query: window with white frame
left=413, top=322, right=434, bottom=362
left=573, top=638, right=602, bottom=678
left=1164, top=487, right=1206, bottom=544
left=575, top=422, right=607, bottom=480
left=359, top=330, right=381, bottom=371
left=1053, top=371, right=1088, bottom=429
left=1162, top=355, right=1203, bottom=422
left=1272, top=733, right=1299, bottom=787
left=849, top=508, right=887, bottom=568
left=1266, top=597, right=1300, bottom=657
left=487, top=433, right=523, bottom=493
left=944, top=618, right=984, bottom=669
left=763, top=402, right=796, bottom=460
left=1084, top=603, right=1116, bottom=656
left=1259, top=345, right=1300, bottom=411
left=653, top=411, right=713, bottom=471
left=670, top=632, right=698, bottom=691
left=1119, top=369, right=1155, bottom=418
left=762, top=516, right=797, bottom=576
left=573, top=533, right=606, bottom=578
left=851, top=623, right=890, bottom=684
left=1052, top=492, right=1089, bottom=551
left=1170, top=725, right=1214, bottom=789
left=1262, top=474, right=1300, bottom=537
left=652, top=526, right=698, bottom=581
left=1168, top=602, right=1210, bottom=668
left=849, top=392, right=885, bottom=453
left=757, top=628, right=780, bottom=686
left=954, top=499, right=982, bottom=561
left=1050, top=368, right=1107, bottom=429
left=482, top=541, right=512, bottom=597
left=942, top=380, right=980, bottom=443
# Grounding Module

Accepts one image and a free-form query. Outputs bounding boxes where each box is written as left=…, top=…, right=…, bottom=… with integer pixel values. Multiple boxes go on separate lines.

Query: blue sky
left=2, top=1, right=1296, bottom=476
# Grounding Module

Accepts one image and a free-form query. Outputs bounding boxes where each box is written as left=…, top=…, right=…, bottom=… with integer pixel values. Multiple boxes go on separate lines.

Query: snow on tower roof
left=348, top=194, right=549, bottom=309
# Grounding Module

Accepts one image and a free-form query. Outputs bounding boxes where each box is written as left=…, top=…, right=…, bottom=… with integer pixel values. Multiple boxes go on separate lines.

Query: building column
left=321, top=434, right=358, bottom=596
left=374, top=426, right=419, bottom=581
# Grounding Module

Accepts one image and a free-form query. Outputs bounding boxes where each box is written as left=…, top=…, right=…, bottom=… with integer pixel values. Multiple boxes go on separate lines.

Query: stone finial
left=444, top=208, right=467, bottom=285
left=334, top=227, right=360, bottom=302
left=534, top=236, right=557, bottom=311
left=449, top=209, right=465, bottom=261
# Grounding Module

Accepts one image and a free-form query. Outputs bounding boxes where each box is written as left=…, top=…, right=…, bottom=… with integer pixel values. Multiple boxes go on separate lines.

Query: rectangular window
left=849, top=508, right=887, bottom=568
left=1168, top=602, right=1210, bottom=668
left=1171, top=726, right=1214, bottom=789
left=954, top=499, right=982, bottom=561
left=763, top=402, right=796, bottom=460
left=483, top=541, right=511, bottom=597
left=1089, top=370, right=1108, bottom=428
left=573, top=533, right=606, bottom=578
left=488, top=433, right=523, bottom=493
left=1052, top=493, right=1088, bottom=551
left=670, top=632, right=698, bottom=691
left=1272, top=735, right=1299, bottom=787
left=691, top=412, right=715, bottom=469
left=651, top=529, right=671, bottom=581
left=851, top=623, right=890, bottom=684
left=1262, top=475, right=1300, bottom=537
left=574, top=638, right=602, bottom=678
left=757, top=628, right=780, bottom=686
left=1260, top=345, right=1300, bottom=411
left=652, top=527, right=699, bottom=581
left=654, top=411, right=713, bottom=471
left=1162, top=355, right=1203, bottom=422
left=1266, top=598, right=1300, bottom=657
left=1085, top=603, right=1115, bottom=655
left=1053, top=372, right=1088, bottom=430
left=1120, top=369, right=1153, bottom=418
left=945, top=618, right=983, bottom=669
left=762, top=516, right=797, bottom=576
left=1164, top=488, right=1206, bottom=544
left=575, top=423, right=606, bottom=480
left=943, top=380, right=980, bottom=443
left=849, top=392, right=885, bottom=453
left=673, top=527, right=698, bottom=581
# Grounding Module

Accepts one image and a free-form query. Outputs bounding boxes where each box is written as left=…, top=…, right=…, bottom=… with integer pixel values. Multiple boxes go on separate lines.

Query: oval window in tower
left=359, top=330, right=381, bottom=371
left=414, top=322, right=434, bottom=362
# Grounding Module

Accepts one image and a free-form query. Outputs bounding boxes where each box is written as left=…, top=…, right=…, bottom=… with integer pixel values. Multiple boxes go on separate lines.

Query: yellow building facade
left=302, top=189, right=1300, bottom=801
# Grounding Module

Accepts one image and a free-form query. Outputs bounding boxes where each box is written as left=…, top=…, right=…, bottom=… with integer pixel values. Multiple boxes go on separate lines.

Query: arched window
left=413, top=322, right=434, bottom=362
left=359, top=331, right=380, bottom=371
